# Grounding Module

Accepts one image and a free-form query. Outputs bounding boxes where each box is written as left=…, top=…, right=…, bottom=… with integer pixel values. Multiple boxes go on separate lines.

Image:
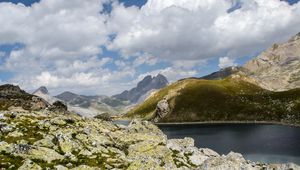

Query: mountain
left=32, top=86, right=48, bottom=94
left=193, top=32, right=300, bottom=91
left=125, top=75, right=300, bottom=124
left=0, top=84, right=49, bottom=111
left=32, top=86, right=58, bottom=104
left=55, top=90, right=127, bottom=117
left=244, top=32, right=300, bottom=91
left=200, top=66, right=247, bottom=80
left=113, top=74, right=169, bottom=103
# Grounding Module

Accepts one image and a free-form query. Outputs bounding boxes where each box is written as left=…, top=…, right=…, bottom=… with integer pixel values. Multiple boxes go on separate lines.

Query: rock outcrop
left=153, top=98, right=170, bottom=122
left=0, top=109, right=298, bottom=169
left=0, top=84, right=49, bottom=111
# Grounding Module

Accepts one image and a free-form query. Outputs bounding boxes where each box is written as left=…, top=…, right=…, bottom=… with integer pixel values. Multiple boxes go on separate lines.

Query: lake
left=158, top=123, right=300, bottom=165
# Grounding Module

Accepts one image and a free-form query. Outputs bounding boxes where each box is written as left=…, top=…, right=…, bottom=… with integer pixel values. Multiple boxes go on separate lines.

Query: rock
left=167, top=137, right=195, bottom=152
left=94, top=112, right=112, bottom=121
left=199, top=148, right=220, bottom=157
left=127, top=140, right=175, bottom=169
left=31, top=96, right=48, bottom=110
left=154, top=98, right=170, bottom=121
left=18, top=159, right=42, bottom=170
left=71, top=165, right=99, bottom=170
left=79, top=149, right=92, bottom=157
left=0, top=123, right=14, bottom=133
left=7, top=130, right=24, bottom=137
left=54, top=165, right=69, bottom=170
left=51, top=117, right=67, bottom=126
left=49, top=101, right=68, bottom=112
left=54, top=130, right=82, bottom=153
left=33, top=135, right=55, bottom=148
left=21, top=146, right=64, bottom=163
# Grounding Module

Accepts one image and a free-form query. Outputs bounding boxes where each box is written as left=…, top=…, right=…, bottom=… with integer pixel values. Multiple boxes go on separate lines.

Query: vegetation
left=125, top=76, right=300, bottom=124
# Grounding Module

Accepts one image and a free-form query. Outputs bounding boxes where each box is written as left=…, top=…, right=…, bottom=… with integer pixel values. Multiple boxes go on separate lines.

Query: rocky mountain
left=0, top=109, right=298, bottom=169
left=32, top=86, right=49, bottom=94
left=32, top=86, right=59, bottom=105
left=55, top=90, right=127, bottom=117
left=113, top=74, right=169, bottom=103
left=125, top=76, right=300, bottom=124
left=0, top=84, right=49, bottom=111
left=244, top=32, right=300, bottom=91
left=194, top=32, right=300, bottom=92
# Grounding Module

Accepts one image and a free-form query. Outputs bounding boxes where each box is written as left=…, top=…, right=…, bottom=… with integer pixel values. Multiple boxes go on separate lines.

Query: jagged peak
left=33, top=86, right=48, bottom=94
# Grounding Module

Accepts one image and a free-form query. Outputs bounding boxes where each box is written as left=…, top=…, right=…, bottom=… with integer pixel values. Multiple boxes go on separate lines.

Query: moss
left=0, top=151, right=24, bottom=169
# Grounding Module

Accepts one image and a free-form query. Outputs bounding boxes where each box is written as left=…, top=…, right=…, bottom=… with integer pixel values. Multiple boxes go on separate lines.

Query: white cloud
left=0, top=51, right=5, bottom=58
left=0, top=0, right=115, bottom=94
left=1, top=0, right=300, bottom=95
left=109, top=0, right=300, bottom=61
left=218, top=57, right=237, bottom=68
left=136, top=67, right=198, bottom=83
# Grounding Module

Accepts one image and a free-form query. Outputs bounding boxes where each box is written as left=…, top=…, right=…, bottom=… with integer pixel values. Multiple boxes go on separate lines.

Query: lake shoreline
left=155, top=121, right=300, bottom=127
left=113, top=119, right=300, bottom=127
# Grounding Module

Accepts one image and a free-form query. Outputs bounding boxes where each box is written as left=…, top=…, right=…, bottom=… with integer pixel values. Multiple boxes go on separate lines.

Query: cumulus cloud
left=0, top=51, right=5, bottom=58
left=109, top=0, right=300, bottom=61
left=218, top=57, right=237, bottom=68
left=135, top=67, right=197, bottom=83
left=1, top=0, right=300, bottom=95
left=0, top=0, right=115, bottom=94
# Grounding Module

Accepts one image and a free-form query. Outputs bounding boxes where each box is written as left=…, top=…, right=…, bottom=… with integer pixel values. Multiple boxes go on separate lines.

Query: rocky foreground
left=0, top=110, right=299, bottom=170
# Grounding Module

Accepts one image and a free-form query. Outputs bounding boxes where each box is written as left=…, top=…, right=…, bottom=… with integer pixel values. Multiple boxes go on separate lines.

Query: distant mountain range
left=32, top=74, right=169, bottom=117
left=125, top=32, right=300, bottom=124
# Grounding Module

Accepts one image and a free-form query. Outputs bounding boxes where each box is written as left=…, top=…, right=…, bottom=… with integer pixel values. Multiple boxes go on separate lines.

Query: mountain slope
left=113, top=74, right=168, bottom=103
left=195, top=33, right=300, bottom=91
left=200, top=66, right=247, bottom=80
left=244, top=32, right=300, bottom=91
left=125, top=76, right=300, bottom=124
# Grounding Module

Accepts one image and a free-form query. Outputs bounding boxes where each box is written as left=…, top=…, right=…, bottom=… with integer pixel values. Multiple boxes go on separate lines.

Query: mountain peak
left=113, top=74, right=169, bottom=103
left=33, top=86, right=49, bottom=94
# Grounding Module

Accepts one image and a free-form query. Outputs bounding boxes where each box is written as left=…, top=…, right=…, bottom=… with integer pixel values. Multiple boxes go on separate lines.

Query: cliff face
left=244, top=32, right=300, bottom=91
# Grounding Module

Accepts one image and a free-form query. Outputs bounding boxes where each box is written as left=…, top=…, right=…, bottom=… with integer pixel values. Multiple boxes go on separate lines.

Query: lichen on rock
left=0, top=110, right=299, bottom=170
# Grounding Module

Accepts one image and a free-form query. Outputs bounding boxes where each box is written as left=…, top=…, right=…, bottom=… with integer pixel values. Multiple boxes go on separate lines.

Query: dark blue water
left=158, top=123, right=300, bottom=164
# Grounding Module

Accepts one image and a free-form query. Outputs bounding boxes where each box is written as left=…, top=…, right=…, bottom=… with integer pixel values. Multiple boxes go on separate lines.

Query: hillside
left=125, top=76, right=300, bottom=124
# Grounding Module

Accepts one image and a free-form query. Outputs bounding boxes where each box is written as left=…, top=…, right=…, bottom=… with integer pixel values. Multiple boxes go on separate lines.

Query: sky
left=0, top=0, right=300, bottom=95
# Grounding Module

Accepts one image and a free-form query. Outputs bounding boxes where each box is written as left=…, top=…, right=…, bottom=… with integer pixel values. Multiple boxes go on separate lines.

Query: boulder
left=18, top=159, right=42, bottom=170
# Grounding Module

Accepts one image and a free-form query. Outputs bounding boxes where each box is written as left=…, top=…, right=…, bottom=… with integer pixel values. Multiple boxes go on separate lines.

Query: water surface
left=158, top=123, right=300, bottom=164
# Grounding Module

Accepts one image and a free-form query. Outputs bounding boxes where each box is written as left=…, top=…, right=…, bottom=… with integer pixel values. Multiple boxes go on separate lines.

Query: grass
left=125, top=77, right=300, bottom=124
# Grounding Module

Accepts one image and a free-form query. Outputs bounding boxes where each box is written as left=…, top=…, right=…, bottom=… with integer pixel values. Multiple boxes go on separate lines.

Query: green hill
left=125, top=76, right=300, bottom=124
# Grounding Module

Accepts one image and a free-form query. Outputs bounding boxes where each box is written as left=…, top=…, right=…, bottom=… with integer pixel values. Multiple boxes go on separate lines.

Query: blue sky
left=0, top=0, right=299, bottom=95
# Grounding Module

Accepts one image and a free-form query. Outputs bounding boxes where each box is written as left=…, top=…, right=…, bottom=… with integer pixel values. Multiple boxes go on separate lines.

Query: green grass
left=125, top=77, right=300, bottom=124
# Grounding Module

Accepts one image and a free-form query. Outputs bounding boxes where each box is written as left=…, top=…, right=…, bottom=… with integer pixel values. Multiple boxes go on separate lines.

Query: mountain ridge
left=113, top=74, right=169, bottom=103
